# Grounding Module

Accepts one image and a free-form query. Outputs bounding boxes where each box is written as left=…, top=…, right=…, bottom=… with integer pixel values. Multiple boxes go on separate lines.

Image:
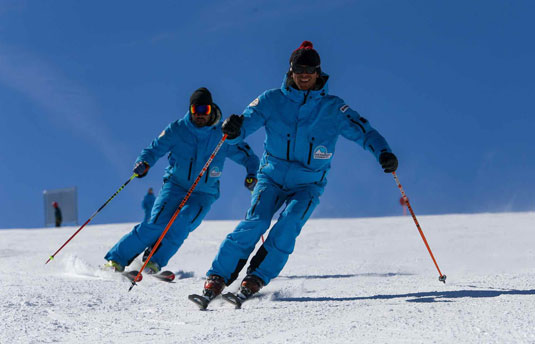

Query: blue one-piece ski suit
left=105, top=110, right=260, bottom=269
left=142, top=192, right=155, bottom=223
left=207, top=73, right=393, bottom=286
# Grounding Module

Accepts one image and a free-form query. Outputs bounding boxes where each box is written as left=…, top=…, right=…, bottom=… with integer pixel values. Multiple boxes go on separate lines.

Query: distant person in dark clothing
left=142, top=188, right=156, bottom=223
left=52, top=201, right=62, bottom=227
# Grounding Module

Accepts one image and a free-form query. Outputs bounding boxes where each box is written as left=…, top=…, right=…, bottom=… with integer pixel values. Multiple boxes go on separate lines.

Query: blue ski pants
left=207, top=176, right=322, bottom=286
left=105, top=181, right=215, bottom=268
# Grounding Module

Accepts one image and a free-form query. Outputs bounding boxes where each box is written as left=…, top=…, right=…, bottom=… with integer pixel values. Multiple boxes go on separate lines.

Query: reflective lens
left=190, top=104, right=212, bottom=116
left=291, top=64, right=318, bottom=74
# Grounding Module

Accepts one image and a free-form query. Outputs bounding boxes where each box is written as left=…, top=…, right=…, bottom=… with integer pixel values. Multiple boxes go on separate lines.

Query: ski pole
left=45, top=174, right=137, bottom=264
left=392, top=172, right=447, bottom=283
left=129, top=134, right=228, bottom=291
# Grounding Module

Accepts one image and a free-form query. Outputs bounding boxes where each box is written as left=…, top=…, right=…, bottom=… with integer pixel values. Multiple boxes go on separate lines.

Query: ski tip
left=153, top=270, right=175, bottom=282
left=222, top=292, right=242, bottom=309
left=188, top=294, right=209, bottom=310
left=45, top=256, right=54, bottom=264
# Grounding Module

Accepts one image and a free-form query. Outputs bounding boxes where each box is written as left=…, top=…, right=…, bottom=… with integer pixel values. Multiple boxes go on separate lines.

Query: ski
left=122, top=270, right=142, bottom=282
left=101, top=264, right=143, bottom=282
left=188, top=294, right=211, bottom=310
left=222, top=292, right=247, bottom=309
left=150, top=270, right=175, bottom=282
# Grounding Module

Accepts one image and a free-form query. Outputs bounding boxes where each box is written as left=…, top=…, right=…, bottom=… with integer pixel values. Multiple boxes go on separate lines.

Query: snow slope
left=1, top=212, right=534, bottom=344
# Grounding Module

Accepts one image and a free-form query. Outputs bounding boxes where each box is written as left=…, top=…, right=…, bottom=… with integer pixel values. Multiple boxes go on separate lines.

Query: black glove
left=133, top=161, right=150, bottom=178
left=222, top=114, right=244, bottom=140
left=379, top=152, right=398, bottom=173
left=244, top=174, right=258, bottom=192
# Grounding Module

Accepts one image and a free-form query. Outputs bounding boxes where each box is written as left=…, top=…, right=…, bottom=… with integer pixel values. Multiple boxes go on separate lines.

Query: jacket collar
left=280, top=72, right=329, bottom=103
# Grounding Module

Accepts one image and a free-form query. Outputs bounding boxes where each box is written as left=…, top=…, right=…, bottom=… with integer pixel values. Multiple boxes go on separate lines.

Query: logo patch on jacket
left=158, top=130, right=166, bottom=138
left=313, top=146, right=333, bottom=160
left=249, top=98, right=259, bottom=107
left=340, top=105, right=350, bottom=113
left=209, top=167, right=222, bottom=177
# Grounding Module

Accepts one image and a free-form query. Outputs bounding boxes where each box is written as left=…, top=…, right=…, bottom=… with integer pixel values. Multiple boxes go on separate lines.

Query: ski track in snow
left=1, top=213, right=534, bottom=343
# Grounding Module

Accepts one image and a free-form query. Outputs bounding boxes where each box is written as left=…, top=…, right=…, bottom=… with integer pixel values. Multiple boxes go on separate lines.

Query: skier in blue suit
left=199, top=41, right=398, bottom=302
left=142, top=188, right=155, bottom=223
left=104, top=88, right=260, bottom=274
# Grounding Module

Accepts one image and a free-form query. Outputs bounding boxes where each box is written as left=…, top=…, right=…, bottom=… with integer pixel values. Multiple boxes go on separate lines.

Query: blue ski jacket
left=227, top=73, right=392, bottom=189
left=136, top=109, right=260, bottom=197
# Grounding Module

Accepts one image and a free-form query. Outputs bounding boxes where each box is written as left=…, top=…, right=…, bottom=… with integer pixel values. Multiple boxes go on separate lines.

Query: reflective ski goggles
left=190, top=104, right=212, bottom=116
left=291, top=64, right=319, bottom=74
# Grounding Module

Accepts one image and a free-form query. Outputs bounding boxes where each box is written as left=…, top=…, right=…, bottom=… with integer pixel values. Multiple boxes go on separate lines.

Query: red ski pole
left=392, top=172, right=447, bottom=283
left=45, top=174, right=137, bottom=264
left=129, top=134, right=228, bottom=291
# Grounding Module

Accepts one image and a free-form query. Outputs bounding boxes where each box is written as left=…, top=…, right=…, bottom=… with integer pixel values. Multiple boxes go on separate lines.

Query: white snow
left=1, top=212, right=534, bottom=343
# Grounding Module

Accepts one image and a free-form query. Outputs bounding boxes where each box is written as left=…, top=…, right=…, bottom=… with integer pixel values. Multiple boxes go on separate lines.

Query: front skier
left=104, top=87, right=259, bottom=274
left=191, top=41, right=398, bottom=308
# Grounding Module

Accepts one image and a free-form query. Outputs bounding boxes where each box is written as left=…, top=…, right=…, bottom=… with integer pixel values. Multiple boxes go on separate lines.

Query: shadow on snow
left=273, top=289, right=535, bottom=303
left=279, top=272, right=414, bottom=280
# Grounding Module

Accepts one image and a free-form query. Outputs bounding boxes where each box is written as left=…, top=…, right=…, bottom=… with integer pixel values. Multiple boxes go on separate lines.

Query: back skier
left=142, top=188, right=155, bottom=223
left=190, top=41, right=398, bottom=309
left=104, top=87, right=259, bottom=275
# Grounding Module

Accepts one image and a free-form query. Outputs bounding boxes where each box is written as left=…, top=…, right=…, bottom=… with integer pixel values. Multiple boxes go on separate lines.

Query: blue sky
left=0, top=1, right=533, bottom=229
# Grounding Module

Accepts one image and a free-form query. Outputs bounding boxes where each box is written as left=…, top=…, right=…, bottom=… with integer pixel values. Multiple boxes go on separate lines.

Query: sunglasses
left=190, top=104, right=212, bottom=116
left=291, top=64, right=319, bottom=74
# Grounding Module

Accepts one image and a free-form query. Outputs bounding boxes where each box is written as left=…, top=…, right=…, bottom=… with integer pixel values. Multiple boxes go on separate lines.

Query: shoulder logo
left=249, top=98, right=259, bottom=107
left=209, top=167, right=222, bottom=178
left=158, top=130, right=166, bottom=138
left=313, top=146, right=333, bottom=160
left=340, top=105, right=350, bottom=113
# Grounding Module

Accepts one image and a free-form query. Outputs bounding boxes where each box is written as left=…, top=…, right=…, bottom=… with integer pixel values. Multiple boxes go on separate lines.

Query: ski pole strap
left=45, top=174, right=137, bottom=264
left=129, top=135, right=229, bottom=290
left=392, top=172, right=446, bottom=283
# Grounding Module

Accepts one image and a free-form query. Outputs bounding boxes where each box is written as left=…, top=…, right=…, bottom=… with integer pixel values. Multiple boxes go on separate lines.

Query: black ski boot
left=188, top=275, right=226, bottom=310
left=222, top=274, right=264, bottom=309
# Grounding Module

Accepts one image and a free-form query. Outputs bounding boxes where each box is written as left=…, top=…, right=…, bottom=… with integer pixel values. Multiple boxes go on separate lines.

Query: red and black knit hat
left=289, top=41, right=321, bottom=67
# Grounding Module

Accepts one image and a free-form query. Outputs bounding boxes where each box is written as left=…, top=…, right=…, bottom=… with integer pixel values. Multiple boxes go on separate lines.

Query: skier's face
left=190, top=104, right=212, bottom=127
left=291, top=65, right=319, bottom=91
left=191, top=113, right=210, bottom=127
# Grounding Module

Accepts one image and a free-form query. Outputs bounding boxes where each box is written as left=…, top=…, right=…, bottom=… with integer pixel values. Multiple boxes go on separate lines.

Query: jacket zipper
left=286, top=134, right=291, bottom=161
left=302, top=90, right=311, bottom=105
left=307, top=137, right=315, bottom=165
left=188, top=159, right=193, bottom=180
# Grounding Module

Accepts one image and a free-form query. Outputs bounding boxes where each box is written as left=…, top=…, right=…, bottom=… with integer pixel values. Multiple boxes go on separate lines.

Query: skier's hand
left=244, top=174, right=257, bottom=192
left=379, top=152, right=398, bottom=173
left=133, top=161, right=150, bottom=178
left=222, top=114, right=243, bottom=140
